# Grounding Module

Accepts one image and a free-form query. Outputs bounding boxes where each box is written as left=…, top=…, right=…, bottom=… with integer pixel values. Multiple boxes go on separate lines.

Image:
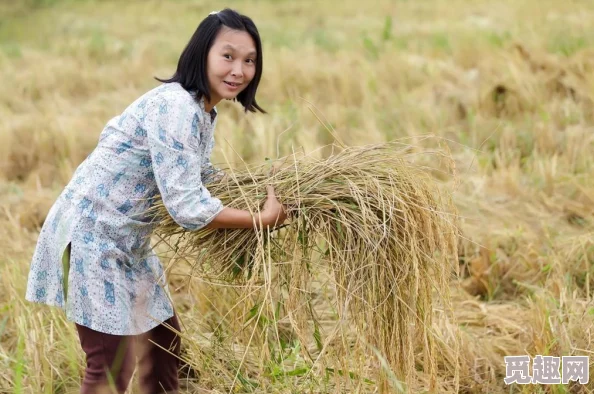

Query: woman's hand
left=261, top=185, right=287, bottom=228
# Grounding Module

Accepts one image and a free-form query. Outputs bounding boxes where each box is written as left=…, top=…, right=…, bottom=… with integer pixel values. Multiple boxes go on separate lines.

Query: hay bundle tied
left=151, top=143, right=458, bottom=390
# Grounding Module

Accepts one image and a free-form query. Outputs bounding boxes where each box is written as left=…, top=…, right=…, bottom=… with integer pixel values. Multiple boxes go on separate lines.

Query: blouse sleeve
left=144, top=94, right=224, bottom=230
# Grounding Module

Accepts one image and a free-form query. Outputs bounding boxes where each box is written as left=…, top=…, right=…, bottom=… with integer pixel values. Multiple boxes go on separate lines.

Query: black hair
left=156, top=8, right=265, bottom=113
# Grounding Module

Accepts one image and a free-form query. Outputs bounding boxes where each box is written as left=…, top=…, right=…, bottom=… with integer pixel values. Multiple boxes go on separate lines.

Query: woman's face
left=206, top=27, right=257, bottom=108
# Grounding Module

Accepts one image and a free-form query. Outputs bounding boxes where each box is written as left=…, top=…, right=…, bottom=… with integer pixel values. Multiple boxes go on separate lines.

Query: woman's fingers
left=266, top=185, right=275, bottom=197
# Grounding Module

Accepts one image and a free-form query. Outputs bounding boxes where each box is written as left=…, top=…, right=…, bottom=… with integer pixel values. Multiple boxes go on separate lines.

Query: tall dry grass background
left=1, top=0, right=593, bottom=393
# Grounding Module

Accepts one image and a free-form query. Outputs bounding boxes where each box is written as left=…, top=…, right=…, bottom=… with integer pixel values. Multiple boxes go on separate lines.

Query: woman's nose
left=231, top=62, right=243, bottom=78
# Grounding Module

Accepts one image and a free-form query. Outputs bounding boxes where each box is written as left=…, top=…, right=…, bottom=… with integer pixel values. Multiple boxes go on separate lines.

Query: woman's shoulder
left=148, top=83, right=198, bottom=110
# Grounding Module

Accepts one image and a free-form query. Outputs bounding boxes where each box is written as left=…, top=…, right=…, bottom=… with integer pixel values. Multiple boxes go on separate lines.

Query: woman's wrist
left=254, top=211, right=270, bottom=229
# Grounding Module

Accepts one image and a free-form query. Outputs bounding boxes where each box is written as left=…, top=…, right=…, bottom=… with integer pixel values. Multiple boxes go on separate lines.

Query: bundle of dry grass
left=151, top=143, right=459, bottom=391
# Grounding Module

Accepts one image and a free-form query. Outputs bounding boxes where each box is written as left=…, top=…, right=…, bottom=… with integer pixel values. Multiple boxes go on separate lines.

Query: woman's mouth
left=224, top=81, right=241, bottom=90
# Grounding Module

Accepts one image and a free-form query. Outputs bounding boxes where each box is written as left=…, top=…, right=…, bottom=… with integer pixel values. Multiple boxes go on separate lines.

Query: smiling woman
left=207, top=30, right=259, bottom=108
left=156, top=9, right=266, bottom=114
left=23, top=7, right=285, bottom=394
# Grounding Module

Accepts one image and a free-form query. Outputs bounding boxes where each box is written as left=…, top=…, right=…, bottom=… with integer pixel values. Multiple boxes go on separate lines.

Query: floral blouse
left=25, top=82, right=224, bottom=335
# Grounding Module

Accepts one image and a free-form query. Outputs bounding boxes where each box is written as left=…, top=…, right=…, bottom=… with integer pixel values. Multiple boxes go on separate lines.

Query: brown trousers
left=76, top=315, right=181, bottom=394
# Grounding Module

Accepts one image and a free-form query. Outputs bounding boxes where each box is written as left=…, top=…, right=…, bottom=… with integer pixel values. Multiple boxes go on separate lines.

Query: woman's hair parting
left=156, top=8, right=265, bottom=113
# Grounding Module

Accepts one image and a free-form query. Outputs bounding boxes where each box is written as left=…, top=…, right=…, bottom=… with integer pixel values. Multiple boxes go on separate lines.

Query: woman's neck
left=204, top=97, right=220, bottom=113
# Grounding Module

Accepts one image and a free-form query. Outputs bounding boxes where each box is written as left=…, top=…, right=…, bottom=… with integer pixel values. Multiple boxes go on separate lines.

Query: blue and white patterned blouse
left=25, top=82, right=225, bottom=335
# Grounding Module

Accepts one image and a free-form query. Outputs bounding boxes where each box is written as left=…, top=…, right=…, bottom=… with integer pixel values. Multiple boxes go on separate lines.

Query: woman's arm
left=146, top=96, right=224, bottom=231
left=206, top=185, right=287, bottom=229
left=145, top=95, right=286, bottom=231
left=205, top=207, right=259, bottom=229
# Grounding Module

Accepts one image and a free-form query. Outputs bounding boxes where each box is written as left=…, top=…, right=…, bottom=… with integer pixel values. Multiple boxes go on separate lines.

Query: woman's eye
left=246, top=58, right=255, bottom=64
left=223, top=54, right=232, bottom=60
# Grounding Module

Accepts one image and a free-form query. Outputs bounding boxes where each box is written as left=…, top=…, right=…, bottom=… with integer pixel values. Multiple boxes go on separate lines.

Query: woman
left=25, top=8, right=286, bottom=393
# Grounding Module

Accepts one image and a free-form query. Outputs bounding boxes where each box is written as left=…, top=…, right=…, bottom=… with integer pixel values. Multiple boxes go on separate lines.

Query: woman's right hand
left=261, top=185, right=287, bottom=228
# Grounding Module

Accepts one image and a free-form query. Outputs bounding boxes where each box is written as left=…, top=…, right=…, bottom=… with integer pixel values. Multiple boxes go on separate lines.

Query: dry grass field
left=1, top=0, right=593, bottom=393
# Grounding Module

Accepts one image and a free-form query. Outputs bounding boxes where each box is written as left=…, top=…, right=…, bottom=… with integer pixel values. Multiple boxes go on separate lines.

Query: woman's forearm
left=205, top=207, right=266, bottom=229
